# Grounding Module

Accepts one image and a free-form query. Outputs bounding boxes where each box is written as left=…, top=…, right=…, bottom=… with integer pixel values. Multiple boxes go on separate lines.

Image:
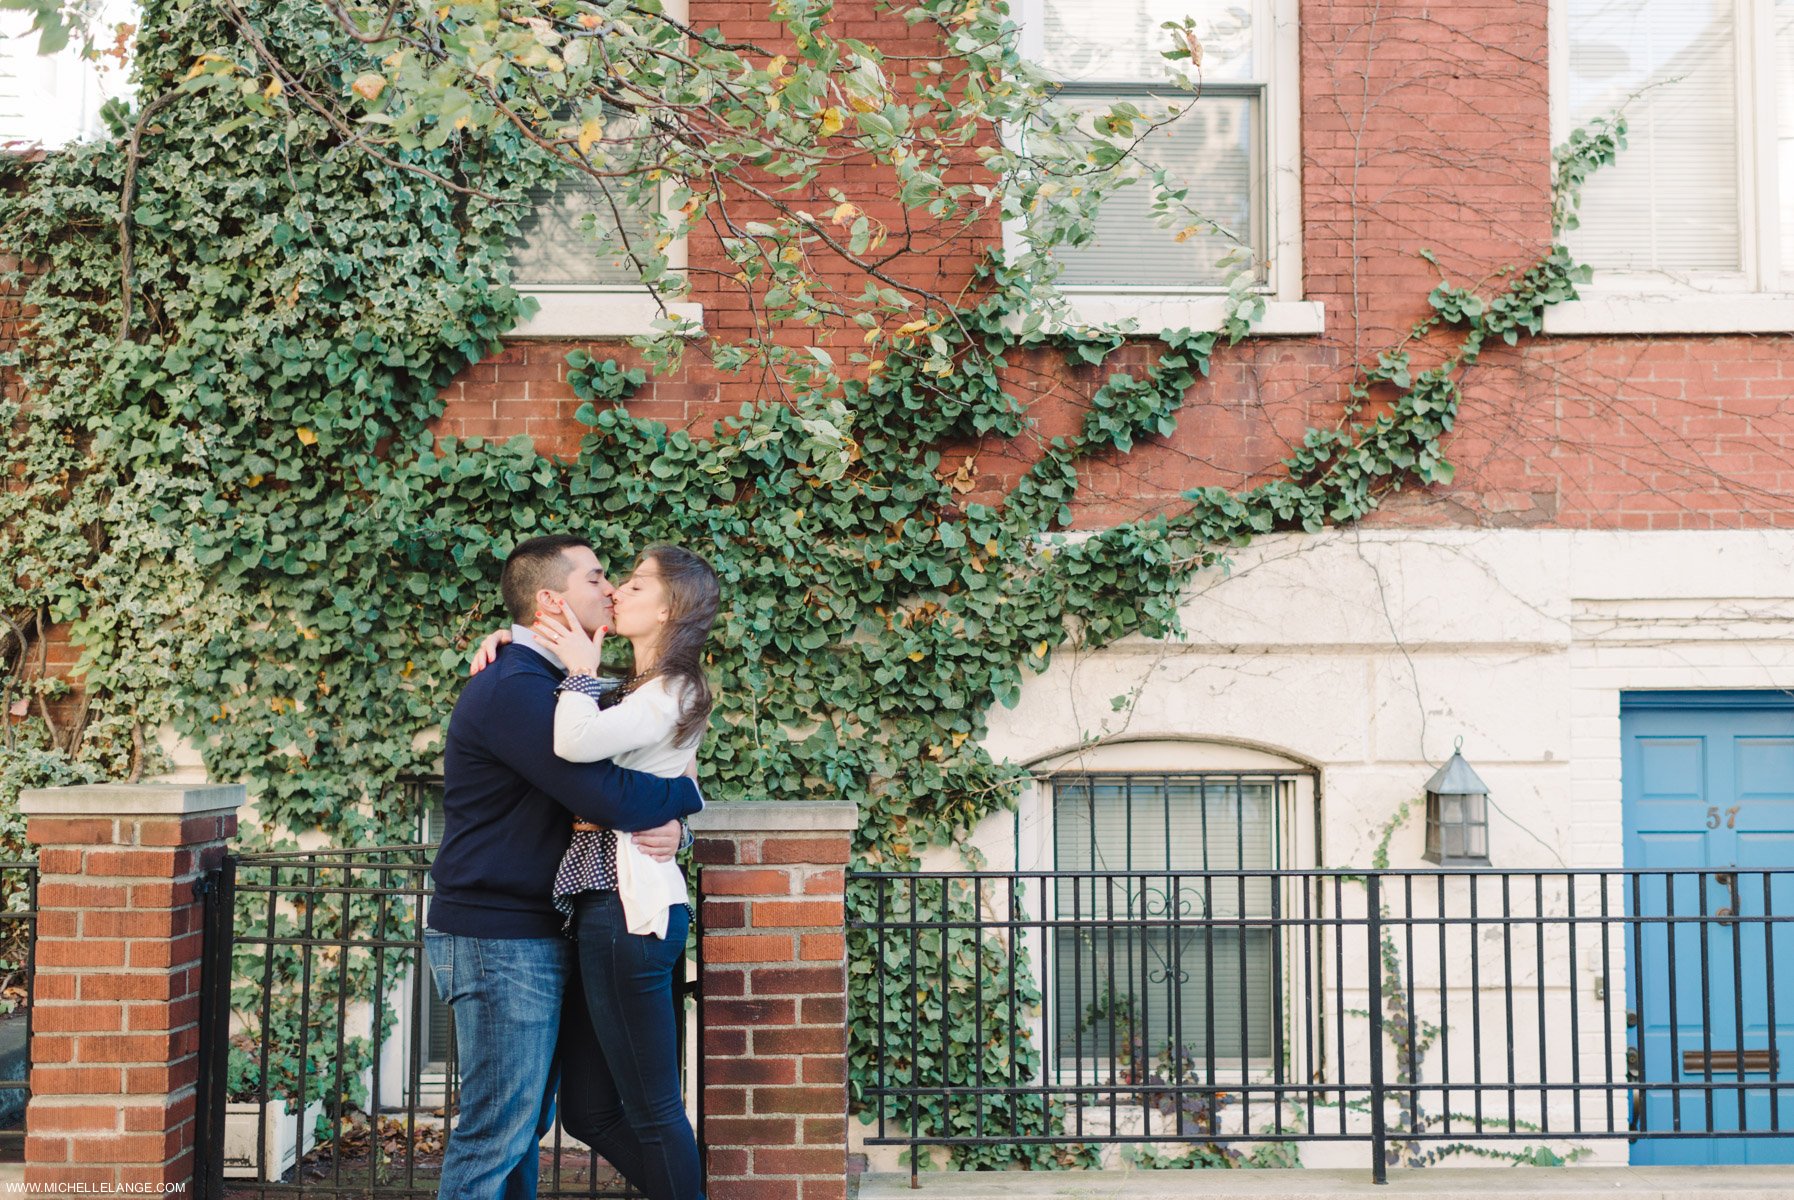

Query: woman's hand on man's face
left=533, top=609, right=605, bottom=676
left=469, top=627, right=512, bottom=675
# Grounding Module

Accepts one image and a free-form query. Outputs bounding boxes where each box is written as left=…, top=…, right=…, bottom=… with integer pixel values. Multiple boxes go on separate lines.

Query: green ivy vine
left=0, top=0, right=1625, bottom=1170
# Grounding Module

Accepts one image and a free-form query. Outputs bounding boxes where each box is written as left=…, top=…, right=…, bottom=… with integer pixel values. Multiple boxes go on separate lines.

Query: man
left=426, top=534, right=704, bottom=1200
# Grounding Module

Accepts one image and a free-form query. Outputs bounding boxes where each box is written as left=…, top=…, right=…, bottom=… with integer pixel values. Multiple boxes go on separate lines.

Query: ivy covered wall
left=0, top=0, right=1665, bottom=1166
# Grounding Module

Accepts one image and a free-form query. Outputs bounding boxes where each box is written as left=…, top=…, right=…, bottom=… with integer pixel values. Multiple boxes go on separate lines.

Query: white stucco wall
left=978, top=528, right=1794, bottom=872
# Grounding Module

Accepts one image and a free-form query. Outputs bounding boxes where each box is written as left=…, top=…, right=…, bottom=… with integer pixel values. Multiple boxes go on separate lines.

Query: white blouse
left=554, top=675, right=702, bottom=938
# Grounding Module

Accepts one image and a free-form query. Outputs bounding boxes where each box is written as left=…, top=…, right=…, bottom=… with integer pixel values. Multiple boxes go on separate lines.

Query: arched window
left=1026, top=742, right=1317, bottom=1079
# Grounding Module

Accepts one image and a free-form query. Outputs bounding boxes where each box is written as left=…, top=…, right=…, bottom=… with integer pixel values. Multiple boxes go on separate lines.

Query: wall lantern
left=1422, top=739, right=1492, bottom=866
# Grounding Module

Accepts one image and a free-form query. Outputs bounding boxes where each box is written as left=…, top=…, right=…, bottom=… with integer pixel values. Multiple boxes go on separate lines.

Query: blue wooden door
left=1622, top=692, right=1794, bottom=1165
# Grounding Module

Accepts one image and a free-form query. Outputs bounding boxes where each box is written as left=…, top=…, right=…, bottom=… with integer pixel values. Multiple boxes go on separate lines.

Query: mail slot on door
left=1682, top=1048, right=1780, bottom=1074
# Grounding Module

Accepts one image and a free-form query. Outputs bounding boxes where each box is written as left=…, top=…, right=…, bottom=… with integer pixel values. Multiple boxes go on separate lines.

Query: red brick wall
left=433, top=0, right=1794, bottom=533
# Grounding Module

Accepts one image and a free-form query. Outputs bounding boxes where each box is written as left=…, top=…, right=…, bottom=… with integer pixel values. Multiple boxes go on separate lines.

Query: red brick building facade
left=440, top=0, right=1794, bottom=534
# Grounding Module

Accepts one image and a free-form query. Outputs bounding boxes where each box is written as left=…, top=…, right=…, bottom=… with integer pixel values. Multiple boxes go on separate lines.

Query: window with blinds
left=1051, top=773, right=1287, bottom=1075
left=421, top=787, right=452, bottom=1073
left=1781, top=2, right=1794, bottom=273
left=1564, top=2, right=1741, bottom=274
left=507, top=176, right=660, bottom=288
left=1563, top=0, right=1794, bottom=287
left=1033, top=0, right=1268, bottom=289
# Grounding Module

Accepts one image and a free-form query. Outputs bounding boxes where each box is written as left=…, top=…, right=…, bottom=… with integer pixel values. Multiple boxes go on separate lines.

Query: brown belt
left=571, top=820, right=604, bottom=833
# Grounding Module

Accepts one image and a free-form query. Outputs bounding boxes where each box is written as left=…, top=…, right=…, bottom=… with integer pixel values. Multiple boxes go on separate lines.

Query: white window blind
left=1053, top=93, right=1261, bottom=288
left=1040, top=0, right=1256, bottom=84
left=1777, top=0, right=1794, bottom=274
left=1564, top=0, right=1742, bottom=276
left=508, top=176, right=659, bottom=288
left=1051, top=774, right=1283, bottom=1070
left=1035, top=0, right=1268, bottom=290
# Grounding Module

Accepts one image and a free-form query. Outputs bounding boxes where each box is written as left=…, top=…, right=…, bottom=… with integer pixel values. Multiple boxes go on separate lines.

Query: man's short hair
left=500, top=535, right=593, bottom=624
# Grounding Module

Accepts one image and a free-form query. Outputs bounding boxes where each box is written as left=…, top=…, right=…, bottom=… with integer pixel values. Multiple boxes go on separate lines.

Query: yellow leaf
left=985, top=539, right=999, bottom=555
left=453, top=114, right=471, bottom=131
left=831, top=202, right=859, bottom=224
left=867, top=358, right=885, bottom=374
left=907, top=650, right=925, bottom=661
left=351, top=72, right=387, bottom=102
left=296, top=427, right=317, bottom=445
left=401, top=660, right=416, bottom=678
left=1034, top=640, right=1049, bottom=658
left=578, top=115, right=604, bottom=155
left=768, top=54, right=787, bottom=75
left=895, top=319, right=932, bottom=336
left=184, top=53, right=230, bottom=82
left=263, top=76, right=283, bottom=100
left=579, top=13, right=603, bottom=29
left=245, top=474, right=264, bottom=487
left=819, top=106, right=845, bottom=136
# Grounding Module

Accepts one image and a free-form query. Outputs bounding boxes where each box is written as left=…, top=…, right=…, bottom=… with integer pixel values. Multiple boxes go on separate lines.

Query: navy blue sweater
left=429, top=642, right=704, bottom=938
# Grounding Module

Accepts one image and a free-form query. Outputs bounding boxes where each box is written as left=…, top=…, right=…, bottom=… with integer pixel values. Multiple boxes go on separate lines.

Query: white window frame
left=510, top=0, right=704, bottom=339
left=0, top=3, right=135, bottom=148
left=1005, top=0, right=1319, bottom=337
left=1546, top=0, right=1794, bottom=334
left=333, top=780, right=453, bottom=1111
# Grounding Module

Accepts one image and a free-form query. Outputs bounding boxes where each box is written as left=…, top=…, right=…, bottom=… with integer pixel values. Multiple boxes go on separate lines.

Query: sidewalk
left=858, top=1166, right=1794, bottom=1200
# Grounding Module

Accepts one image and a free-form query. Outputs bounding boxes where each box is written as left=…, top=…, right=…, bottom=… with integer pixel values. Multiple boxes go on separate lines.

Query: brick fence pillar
left=690, top=800, right=857, bottom=1200
left=18, top=782, right=243, bottom=1191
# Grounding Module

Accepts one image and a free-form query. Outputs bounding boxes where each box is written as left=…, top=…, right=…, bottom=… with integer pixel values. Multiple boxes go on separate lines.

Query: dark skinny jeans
left=558, top=891, right=703, bottom=1200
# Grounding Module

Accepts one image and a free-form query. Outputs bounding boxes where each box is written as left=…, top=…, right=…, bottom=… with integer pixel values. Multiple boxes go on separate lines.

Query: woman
left=471, top=543, right=718, bottom=1200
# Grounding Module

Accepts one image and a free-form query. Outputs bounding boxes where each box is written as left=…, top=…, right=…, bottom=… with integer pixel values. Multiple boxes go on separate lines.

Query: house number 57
left=1707, top=805, right=1741, bottom=829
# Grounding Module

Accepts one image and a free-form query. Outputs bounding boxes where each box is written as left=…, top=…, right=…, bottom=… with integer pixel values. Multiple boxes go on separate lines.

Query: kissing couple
left=425, top=534, right=719, bottom=1200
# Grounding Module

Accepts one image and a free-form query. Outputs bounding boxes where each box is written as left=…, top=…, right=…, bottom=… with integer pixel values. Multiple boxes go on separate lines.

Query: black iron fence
left=196, top=847, right=697, bottom=1200
left=849, top=868, right=1794, bottom=1182
left=0, top=863, right=35, bottom=1160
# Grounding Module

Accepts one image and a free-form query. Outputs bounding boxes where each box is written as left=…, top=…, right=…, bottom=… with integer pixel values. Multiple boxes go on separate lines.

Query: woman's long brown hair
left=637, top=544, right=719, bottom=747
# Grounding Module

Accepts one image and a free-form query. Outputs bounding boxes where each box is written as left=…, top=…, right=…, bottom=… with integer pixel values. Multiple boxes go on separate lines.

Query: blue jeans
left=424, top=931, right=573, bottom=1200
left=559, top=892, right=703, bottom=1200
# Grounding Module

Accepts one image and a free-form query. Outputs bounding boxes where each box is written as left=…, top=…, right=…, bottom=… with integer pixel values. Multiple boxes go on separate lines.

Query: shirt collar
left=510, top=623, right=566, bottom=672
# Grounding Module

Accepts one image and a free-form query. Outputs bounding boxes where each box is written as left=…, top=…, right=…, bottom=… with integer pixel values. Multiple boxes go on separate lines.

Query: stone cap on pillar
left=18, top=782, right=245, bottom=818
left=689, top=800, right=858, bottom=834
